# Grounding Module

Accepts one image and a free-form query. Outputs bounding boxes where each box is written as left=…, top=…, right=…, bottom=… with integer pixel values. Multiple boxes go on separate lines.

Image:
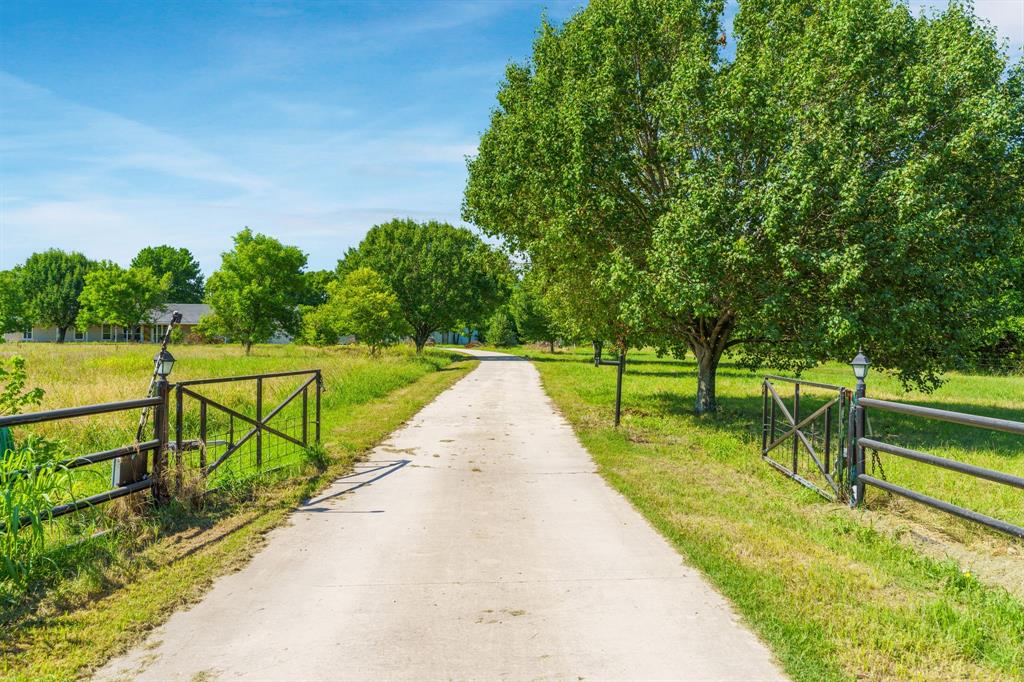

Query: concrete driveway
left=96, top=350, right=785, bottom=682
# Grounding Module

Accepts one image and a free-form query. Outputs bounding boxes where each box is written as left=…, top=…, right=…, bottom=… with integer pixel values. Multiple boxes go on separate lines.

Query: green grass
left=0, top=341, right=479, bottom=680
left=497, top=345, right=1024, bottom=682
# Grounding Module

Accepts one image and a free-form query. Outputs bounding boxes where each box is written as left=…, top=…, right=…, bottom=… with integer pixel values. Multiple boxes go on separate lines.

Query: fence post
left=151, top=378, right=170, bottom=504
left=174, top=384, right=183, bottom=493
left=199, top=399, right=207, bottom=470
left=761, top=381, right=769, bottom=454
left=853, top=382, right=867, bottom=506
left=315, top=370, right=322, bottom=443
left=792, top=383, right=800, bottom=474
left=302, top=384, right=309, bottom=447
left=824, top=401, right=832, bottom=475
left=614, top=353, right=625, bottom=427
left=256, top=377, right=263, bottom=469
left=847, top=354, right=869, bottom=507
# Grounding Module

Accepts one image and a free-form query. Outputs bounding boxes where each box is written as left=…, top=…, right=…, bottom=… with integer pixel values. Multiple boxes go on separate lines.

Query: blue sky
left=1, top=1, right=1021, bottom=275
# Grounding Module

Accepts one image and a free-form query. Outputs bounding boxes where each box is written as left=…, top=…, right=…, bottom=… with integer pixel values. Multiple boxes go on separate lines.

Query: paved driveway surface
left=96, top=350, right=785, bottom=682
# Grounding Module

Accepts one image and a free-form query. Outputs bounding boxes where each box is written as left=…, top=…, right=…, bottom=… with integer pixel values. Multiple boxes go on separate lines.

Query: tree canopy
left=301, top=270, right=337, bottom=307
left=338, top=219, right=509, bottom=352
left=18, top=250, right=95, bottom=343
left=131, top=245, right=205, bottom=303
left=204, top=228, right=308, bottom=354
left=331, top=267, right=407, bottom=354
left=465, top=0, right=1023, bottom=412
left=77, top=263, right=170, bottom=338
left=0, top=270, right=26, bottom=336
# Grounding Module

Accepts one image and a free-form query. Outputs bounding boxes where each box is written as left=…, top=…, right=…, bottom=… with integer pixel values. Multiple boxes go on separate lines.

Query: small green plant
left=0, top=356, right=44, bottom=418
left=0, top=438, right=72, bottom=589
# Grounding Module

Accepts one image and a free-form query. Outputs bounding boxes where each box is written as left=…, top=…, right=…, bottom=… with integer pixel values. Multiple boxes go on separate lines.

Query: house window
left=74, top=328, right=86, bottom=341
left=21, top=328, right=32, bottom=341
left=152, top=324, right=168, bottom=342
left=102, top=324, right=113, bottom=341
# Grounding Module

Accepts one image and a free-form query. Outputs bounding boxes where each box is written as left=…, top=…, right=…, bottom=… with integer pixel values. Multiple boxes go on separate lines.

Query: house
left=4, top=303, right=212, bottom=343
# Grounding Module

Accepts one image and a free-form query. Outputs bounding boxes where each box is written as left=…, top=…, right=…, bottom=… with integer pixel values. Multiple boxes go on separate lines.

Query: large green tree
left=205, top=228, right=308, bottom=354
left=338, top=219, right=508, bottom=352
left=18, top=250, right=95, bottom=343
left=0, top=270, right=26, bottom=337
left=131, top=245, right=205, bottom=303
left=466, top=0, right=1022, bottom=413
left=77, top=264, right=170, bottom=339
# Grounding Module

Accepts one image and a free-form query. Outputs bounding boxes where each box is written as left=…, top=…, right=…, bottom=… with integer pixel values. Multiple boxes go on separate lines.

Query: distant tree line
left=1, top=246, right=204, bottom=343
left=0, top=220, right=517, bottom=356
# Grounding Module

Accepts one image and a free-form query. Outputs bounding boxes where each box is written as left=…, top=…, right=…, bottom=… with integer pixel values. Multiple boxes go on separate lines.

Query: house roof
left=152, top=303, right=210, bottom=326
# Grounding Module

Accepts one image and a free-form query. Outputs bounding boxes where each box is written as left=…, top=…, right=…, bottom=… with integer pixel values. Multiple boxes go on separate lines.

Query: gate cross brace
left=179, top=375, right=316, bottom=476
left=764, top=381, right=839, bottom=493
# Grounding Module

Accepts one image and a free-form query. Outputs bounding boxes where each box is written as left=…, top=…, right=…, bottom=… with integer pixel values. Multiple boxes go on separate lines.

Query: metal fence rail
left=853, top=398, right=1024, bottom=539
left=1, top=397, right=166, bottom=529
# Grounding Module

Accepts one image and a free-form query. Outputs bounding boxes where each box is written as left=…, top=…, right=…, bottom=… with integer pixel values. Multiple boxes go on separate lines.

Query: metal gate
left=174, top=369, right=322, bottom=486
left=761, top=375, right=848, bottom=501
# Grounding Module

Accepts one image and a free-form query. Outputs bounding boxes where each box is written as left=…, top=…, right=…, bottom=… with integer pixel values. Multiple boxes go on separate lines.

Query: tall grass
left=509, top=346, right=1024, bottom=681
left=0, top=341, right=462, bottom=601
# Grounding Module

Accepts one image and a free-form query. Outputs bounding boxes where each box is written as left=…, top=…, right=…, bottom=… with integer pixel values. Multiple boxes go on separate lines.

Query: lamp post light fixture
left=851, top=350, right=870, bottom=382
left=154, top=349, right=175, bottom=379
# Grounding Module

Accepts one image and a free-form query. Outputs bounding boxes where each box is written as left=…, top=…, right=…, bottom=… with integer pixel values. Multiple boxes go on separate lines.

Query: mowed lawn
left=1, top=341, right=478, bottom=681
left=506, top=346, right=1024, bottom=682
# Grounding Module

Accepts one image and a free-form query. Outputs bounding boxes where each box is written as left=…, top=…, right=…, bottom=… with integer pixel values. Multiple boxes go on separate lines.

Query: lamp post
left=849, top=350, right=869, bottom=506
left=150, top=349, right=175, bottom=503
left=112, top=353, right=173, bottom=488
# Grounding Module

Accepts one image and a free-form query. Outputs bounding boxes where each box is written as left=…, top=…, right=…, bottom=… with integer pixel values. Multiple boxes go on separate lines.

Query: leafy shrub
left=486, top=310, right=518, bottom=347
left=0, top=356, right=44, bottom=418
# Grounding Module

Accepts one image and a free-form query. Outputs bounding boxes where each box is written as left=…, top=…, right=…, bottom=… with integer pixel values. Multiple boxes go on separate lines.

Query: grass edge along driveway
left=504, top=346, right=1024, bottom=682
left=0, top=351, right=478, bottom=682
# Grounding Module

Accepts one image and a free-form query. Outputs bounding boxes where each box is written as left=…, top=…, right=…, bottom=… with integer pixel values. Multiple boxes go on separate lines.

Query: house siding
left=4, top=323, right=201, bottom=344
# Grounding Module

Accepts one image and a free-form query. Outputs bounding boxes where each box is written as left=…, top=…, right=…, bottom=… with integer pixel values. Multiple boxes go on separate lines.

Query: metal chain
left=864, top=413, right=889, bottom=483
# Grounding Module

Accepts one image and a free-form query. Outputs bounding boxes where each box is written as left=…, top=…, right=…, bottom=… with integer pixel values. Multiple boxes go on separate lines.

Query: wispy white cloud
left=0, top=67, right=476, bottom=272
left=204, top=1, right=511, bottom=82
left=0, top=71, right=271, bottom=197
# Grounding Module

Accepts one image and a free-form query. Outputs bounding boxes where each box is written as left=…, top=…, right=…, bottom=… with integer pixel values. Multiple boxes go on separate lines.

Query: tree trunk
left=549, top=339, right=555, bottom=353
left=690, top=313, right=735, bottom=415
left=245, top=340, right=252, bottom=355
left=56, top=326, right=68, bottom=343
left=414, top=328, right=430, bottom=354
left=592, top=339, right=603, bottom=364
left=693, top=342, right=723, bottom=415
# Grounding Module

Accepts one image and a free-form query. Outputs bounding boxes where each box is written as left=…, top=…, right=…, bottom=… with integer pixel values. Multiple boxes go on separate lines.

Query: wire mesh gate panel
left=761, top=376, right=849, bottom=501
left=173, top=370, right=322, bottom=490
